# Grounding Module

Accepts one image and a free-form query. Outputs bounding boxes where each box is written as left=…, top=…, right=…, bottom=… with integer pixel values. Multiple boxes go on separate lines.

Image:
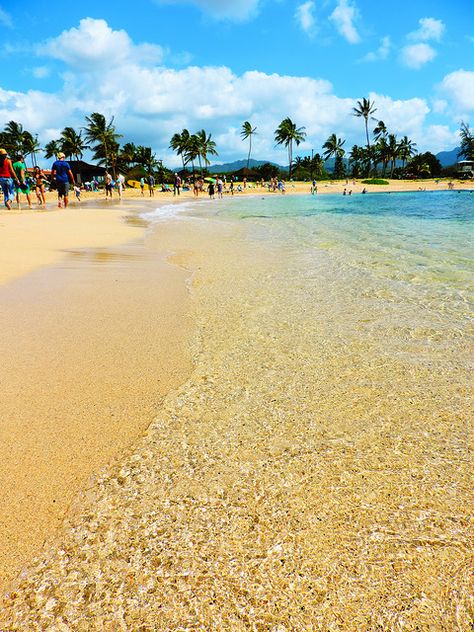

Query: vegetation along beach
left=1, top=0, right=473, bottom=629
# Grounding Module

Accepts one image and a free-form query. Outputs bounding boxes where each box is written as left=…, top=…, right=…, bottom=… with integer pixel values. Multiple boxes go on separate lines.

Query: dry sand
left=0, top=197, right=194, bottom=594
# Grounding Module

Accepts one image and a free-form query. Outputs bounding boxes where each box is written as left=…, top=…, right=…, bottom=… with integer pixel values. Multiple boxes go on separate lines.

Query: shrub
left=361, top=178, right=389, bottom=185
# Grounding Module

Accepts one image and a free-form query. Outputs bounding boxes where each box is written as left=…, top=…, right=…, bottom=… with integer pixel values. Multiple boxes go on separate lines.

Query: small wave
left=140, top=201, right=194, bottom=223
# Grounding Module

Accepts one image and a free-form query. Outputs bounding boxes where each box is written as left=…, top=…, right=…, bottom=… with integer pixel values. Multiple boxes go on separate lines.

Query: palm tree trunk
left=247, top=135, right=252, bottom=171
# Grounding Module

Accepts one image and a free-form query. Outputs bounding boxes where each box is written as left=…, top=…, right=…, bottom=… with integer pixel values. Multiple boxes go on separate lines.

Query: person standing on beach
left=140, top=177, right=145, bottom=196
left=174, top=173, right=181, bottom=196
left=51, top=152, right=75, bottom=208
left=104, top=171, right=113, bottom=198
left=0, top=149, right=20, bottom=210
left=116, top=173, right=125, bottom=198
left=13, top=155, right=32, bottom=209
left=33, top=166, right=46, bottom=206
left=147, top=173, right=155, bottom=197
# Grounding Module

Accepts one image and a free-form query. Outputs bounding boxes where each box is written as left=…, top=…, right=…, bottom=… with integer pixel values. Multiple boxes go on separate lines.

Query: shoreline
left=0, top=197, right=195, bottom=594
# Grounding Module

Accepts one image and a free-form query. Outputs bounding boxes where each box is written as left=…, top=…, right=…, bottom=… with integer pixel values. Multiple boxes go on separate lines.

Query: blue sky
left=1, top=0, right=473, bottom=166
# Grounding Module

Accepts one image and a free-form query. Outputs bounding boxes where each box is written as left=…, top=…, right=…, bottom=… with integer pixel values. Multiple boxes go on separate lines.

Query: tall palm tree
left=83, top=112, right=122, bottom=177
left=169, top=129, right=191, bottom=170
left=398, top=136, right=417, bottom=168
left=44, top=140, right=62, bottom=160
left=60, top=127, right=88, bottom=160
left=353, top=98, right=377, bottom=148
left=240, top=121, right=257, bottom=170
left=387, top=133, right=399, bottom=177
left=323, top=133, right=346, bottom=179
left=196, top=129, right=218, bottom=169
left=274, top=117, right=306, bottom=179
left=22, top=133, right=42, bottom=167
left=185, top=134, right=201, bottom=177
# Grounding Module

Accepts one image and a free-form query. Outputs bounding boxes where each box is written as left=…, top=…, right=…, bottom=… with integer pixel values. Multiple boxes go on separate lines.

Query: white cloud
left=408, top=17, right=445, bottom=42
left=359, top=36, right=391, bottom=62
left=295, top=2, right=315, bottom=35
left=400, top=43, right=436, bottom=69
left=437, top=69, right=474, bottom=119
left=154, top=0, right=262, bottom=21
left=40, top=18, right=163, bottom=70
left=0, top=7, right=12, bottom=27
left=0, top=19, right=459, bottom=166
left=423, top=125, right=459, bottom=153
left=329, top=0, right=360, bottom=44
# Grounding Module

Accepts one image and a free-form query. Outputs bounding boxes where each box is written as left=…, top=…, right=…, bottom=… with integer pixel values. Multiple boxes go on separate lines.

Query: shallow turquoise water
left=215, top=191, right=473, bottom=300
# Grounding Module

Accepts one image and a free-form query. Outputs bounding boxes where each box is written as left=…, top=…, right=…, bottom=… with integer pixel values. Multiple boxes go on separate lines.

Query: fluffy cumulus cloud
left=400, top=43, right=436, bottom=69
left=154, top=0, right=263, bottom=21
left=408, top=17, right=445, bottom=42
left=329, top=0, right=360, bottom=44
left=1, top=18, right=455, bottom=165
left=437, top=69, right=474, bottom=119
left=295, top=2, right=316, bottom=35
left=40, top=18, right=163, bottom=70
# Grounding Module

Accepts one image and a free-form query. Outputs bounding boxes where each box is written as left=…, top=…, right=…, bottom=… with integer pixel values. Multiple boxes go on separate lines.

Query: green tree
left=196, top=129, right=218, bottom=168
left=458, top=121, right=474, bottom=160
left=398, top=136, right=417, bottom=168
left=274, top=117, right=306, bottom=179
left=353, top=98, right=377, bottom=172
left=240, top=121, right=257, bottom=170
left=169, top=129, right=191, bottom=170
left=83, top=112, right=122, bottom=177
left=60, top=127, right=88, bottom=160
left=322, top=133, right=346, bottom=178
left=134, top=146, right=158, bottom=173
left=44, top=140, right=62, bottom=160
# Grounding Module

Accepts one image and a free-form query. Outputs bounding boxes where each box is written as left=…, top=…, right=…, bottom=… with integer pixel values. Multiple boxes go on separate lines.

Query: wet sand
left=0, top=201, right=193, bottom=593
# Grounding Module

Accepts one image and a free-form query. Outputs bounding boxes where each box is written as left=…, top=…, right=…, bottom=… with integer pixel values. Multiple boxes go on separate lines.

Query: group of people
left=0, top=148, right=50, bottom=209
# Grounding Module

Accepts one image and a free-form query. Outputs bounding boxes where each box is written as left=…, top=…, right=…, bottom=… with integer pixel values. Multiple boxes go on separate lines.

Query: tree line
left=1, top=99, right=473, bottom=181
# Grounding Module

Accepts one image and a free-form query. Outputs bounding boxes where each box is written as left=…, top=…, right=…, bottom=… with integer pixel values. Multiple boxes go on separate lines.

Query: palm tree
left=398, top=136, right=417, bottom=168
left=22, top=133, right=42, bottom=167
left=44, top=140, right=62, bottom=160
left=60, top=127, right=88, bottom=160
left=196, top=129, right=218, bottom=168
left=169, top=129, right=191, bottom=170
left=134, top=146, right=158, bottom=173
left=353, top=98, right=377, bottom=148
left=185, top=134, right=201, bottom=177
left=353, top=98, right=377, bottom=173
left=274, top=117, right=306, bottom=179
left=373, top=120, right=387, bottom=143
left=83, top=112, right=122, bottom=177
left=118, top=142, right=138, bottom=172
left=323, top=133, right=346, bottom=178
left=3, top=121, right=27, bottom=156
left=240, top=121, right=257, bottom=170
left=458, top=121, right=474, bottom=160
left=387, top=133, right=399, bottom=177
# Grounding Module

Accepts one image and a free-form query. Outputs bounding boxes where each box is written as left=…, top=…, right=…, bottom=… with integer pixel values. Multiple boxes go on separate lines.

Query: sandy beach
left=0, top=196, right=194, bottom=595
left=0, top=181, right=472, bottom=629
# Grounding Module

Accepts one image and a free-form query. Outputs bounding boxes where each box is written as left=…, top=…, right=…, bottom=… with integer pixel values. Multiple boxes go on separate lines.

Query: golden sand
left=0, top=199, right=193, bottom=594
left=1, top=195, right=471, bottom=629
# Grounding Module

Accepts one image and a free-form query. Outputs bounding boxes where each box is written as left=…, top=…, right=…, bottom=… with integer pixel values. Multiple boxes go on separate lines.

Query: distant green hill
left=208, top=159, right=281, bottom=173
left=435, top=147, right=460, bottom=167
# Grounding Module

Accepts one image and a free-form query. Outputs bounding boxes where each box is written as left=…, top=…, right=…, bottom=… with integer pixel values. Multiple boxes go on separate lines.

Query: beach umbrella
left=204, top=177, right=216, bottom=183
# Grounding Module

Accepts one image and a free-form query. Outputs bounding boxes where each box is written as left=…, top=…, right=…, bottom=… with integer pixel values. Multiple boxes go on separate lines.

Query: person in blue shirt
left=51, top=152, right=75, bottom=208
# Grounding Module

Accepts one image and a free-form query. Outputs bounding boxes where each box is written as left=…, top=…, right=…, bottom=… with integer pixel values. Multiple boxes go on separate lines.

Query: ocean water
left=6, top=191, right=472, bottom=629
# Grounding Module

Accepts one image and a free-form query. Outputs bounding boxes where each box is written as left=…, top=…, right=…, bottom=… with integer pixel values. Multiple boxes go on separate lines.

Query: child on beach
left=74, top=185, right=81, bottom=202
